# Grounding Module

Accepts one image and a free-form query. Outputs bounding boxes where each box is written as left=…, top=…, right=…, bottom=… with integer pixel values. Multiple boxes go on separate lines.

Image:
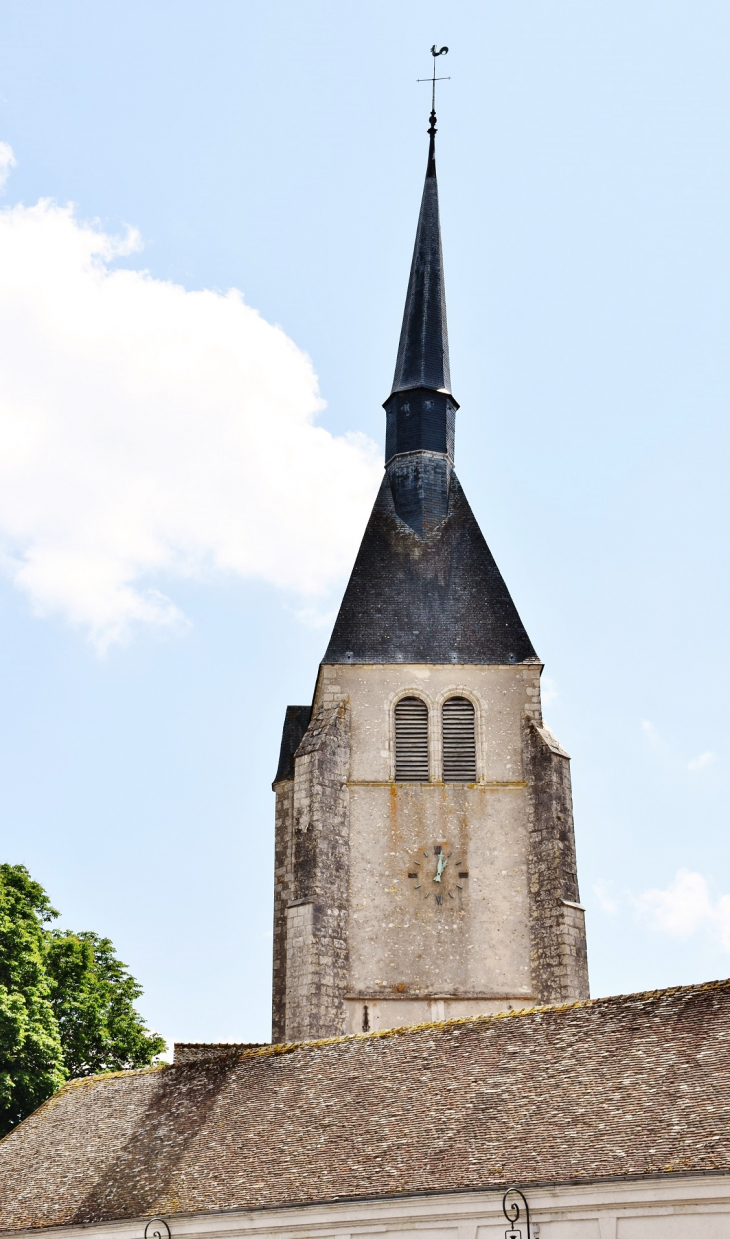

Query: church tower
left=272, top=104, right=589, bottom=1043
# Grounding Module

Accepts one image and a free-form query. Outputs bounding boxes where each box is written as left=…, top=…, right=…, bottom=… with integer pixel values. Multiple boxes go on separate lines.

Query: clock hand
left=433, top=852, right=448, bottom=882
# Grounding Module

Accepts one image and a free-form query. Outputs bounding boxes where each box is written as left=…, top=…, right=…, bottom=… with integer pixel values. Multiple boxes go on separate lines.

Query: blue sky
left=0, top=0, right=728, bottom=1047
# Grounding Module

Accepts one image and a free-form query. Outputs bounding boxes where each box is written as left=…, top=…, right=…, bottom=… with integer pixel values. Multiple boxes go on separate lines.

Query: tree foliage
left=0, top=865, right=66, bottom=1138
left=45, top=930, right=165, bottom=1078
left=0, top=865, right=164, bottom=1138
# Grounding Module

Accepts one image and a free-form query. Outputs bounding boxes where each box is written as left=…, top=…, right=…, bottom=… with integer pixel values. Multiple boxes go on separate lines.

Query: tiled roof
left=321, top=473, right=537, bottom=666
left=172, top=1043, right=265, bottom=1065
left=1, top=980, right=729, bottom=1232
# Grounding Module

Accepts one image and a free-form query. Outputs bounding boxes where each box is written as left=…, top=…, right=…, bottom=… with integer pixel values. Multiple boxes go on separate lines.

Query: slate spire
left=320, top=99, right=538, bottom=667
left=390, top=107, right=451, bottom=398
left=383, top=104, right=459, bottom=535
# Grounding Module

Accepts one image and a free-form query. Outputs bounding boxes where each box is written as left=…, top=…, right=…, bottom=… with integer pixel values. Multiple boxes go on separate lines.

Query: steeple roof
left=322, top=474, right=537, bottom=665
left=390, top=112, right=451, bottom=397
left=321, top=103, right=537, bottom=667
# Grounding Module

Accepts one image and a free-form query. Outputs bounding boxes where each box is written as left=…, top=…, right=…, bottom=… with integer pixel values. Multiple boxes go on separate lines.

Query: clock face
left=407, top=845, right=468, bottom=906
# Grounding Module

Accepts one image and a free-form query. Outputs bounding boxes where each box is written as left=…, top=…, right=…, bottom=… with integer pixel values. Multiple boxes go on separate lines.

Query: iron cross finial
left=418, top=44, right=450, bottom=124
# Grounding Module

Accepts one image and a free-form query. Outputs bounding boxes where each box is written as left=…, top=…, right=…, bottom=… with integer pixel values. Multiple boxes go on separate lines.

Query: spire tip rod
left=429, top=44, right=449, bottom=113
left=417, top=45, right=450, bottom=154
left=417, top=45, right=449, bottom=176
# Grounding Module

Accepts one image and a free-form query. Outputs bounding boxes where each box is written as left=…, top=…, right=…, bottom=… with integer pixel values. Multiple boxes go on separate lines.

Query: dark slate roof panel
left=273, top=705, right=312, bottom=784
left=390, top=147, right=451, bottom=397
left=322, top=473, right=537, bottom=665
left=1, top=981, right=730, bottom=1229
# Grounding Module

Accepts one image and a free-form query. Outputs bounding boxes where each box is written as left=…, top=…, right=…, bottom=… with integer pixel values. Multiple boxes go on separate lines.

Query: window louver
left=442, top=696, right=476, bottom=782
left=394, top=696, right=429, bottom=782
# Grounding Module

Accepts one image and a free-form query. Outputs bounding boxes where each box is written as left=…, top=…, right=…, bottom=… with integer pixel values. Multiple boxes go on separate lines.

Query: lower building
left=1, top=982, right=729, bottom=1237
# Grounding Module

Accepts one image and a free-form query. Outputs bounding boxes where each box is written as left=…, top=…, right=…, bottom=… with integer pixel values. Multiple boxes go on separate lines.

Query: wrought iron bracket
left=502, top=1187, right=531, bottom=1239
left=144, top=1221, right=171, bottom=1239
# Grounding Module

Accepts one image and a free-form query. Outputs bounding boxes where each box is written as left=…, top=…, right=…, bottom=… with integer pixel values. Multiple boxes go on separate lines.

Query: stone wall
left=272, top=782, right=292, bottom=1043
left=274, top=661, right=588, bottom=1040
left=272, top=705, right=313, bottom=1042
left=274, top=702, right=351, bottom=1042
left=525, top=720, right=590, bottom=1003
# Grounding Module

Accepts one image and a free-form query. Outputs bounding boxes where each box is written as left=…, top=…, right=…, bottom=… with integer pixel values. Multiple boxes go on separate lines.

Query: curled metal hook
left=502, top=1187, right=531, bottom=1238
left=144, top=1221, right=171, bottom=1239
left=431, top=45, right=449, bottom=57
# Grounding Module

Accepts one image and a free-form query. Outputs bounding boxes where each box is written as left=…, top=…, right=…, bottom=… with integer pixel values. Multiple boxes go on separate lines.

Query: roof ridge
left=62, top=1062, right=169, bottom=1087
left=55, top=1063, right=170, bottom=1097
left=173, top=976, right=730, bottom=1067
left=26, top=979, right=730, bottom=1100
left=0, top=1063, right=171, bottom=1138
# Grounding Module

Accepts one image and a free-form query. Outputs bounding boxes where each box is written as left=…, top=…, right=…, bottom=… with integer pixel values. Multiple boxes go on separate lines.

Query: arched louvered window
left=442, top=696, right=477, bottom=782
left=394, top=696, right=429, bottom=782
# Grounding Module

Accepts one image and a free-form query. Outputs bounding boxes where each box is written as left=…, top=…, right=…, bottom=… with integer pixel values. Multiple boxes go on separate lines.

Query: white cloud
left=635, top=869, right=730, bottom=951
left=593, top=868, right=730, bottom=952
left=0, top=142, right=16, bottom=191
left=641, top=719, right=661, bottom=748
left=593, top=880, right=619, bottom=916
left=636, top=869, right=714, bottom=936
left=541, top=675, right=558, bottom=707
left=640, top=720, right=719, bottom=772
left=0, top=187, right=382, bottom=649
left=688, top=751, right=716, bottom=772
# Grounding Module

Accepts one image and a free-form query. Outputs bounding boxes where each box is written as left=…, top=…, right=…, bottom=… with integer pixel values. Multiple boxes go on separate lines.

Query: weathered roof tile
left=322, top=473, right=537, bottom=665
left=1, top=980, right=729, bottom=1231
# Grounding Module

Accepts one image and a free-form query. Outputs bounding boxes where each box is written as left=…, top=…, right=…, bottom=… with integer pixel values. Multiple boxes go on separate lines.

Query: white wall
left=35, top=1176, right=730, bottom=1239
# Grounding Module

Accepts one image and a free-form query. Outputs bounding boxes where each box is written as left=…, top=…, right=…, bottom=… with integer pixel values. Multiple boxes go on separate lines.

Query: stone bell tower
left=271, top=104, right=589, bottom=1044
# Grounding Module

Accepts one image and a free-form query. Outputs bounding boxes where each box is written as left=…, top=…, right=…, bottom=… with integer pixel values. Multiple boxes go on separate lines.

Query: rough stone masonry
left=271, top=96, right=588, bottom=1043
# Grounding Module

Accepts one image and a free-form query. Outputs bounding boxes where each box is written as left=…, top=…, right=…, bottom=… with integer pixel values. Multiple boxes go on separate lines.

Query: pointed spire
left=321, top=74, right=537, bottom=664
left=383, top=98, right=458, bottom=533
left=426, top=106, right=437, bottom=177
left=390, top=107, right=451, bottom=397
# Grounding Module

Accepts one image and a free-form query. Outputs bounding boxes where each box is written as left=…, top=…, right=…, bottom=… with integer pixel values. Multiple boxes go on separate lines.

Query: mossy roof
left=1, top=979, right=730, bottom=1232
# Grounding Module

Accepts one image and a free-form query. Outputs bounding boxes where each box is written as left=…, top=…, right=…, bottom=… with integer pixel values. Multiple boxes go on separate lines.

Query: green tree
left=45, top=930, right=165, bottom=1078
left=0, top=865, right=165, bottom=1138
left=0, top=864, right=66, bottom=1138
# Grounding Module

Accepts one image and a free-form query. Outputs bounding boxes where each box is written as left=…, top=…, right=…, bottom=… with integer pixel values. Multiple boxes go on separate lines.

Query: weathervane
left=418, top=44, right=450, bottom=132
